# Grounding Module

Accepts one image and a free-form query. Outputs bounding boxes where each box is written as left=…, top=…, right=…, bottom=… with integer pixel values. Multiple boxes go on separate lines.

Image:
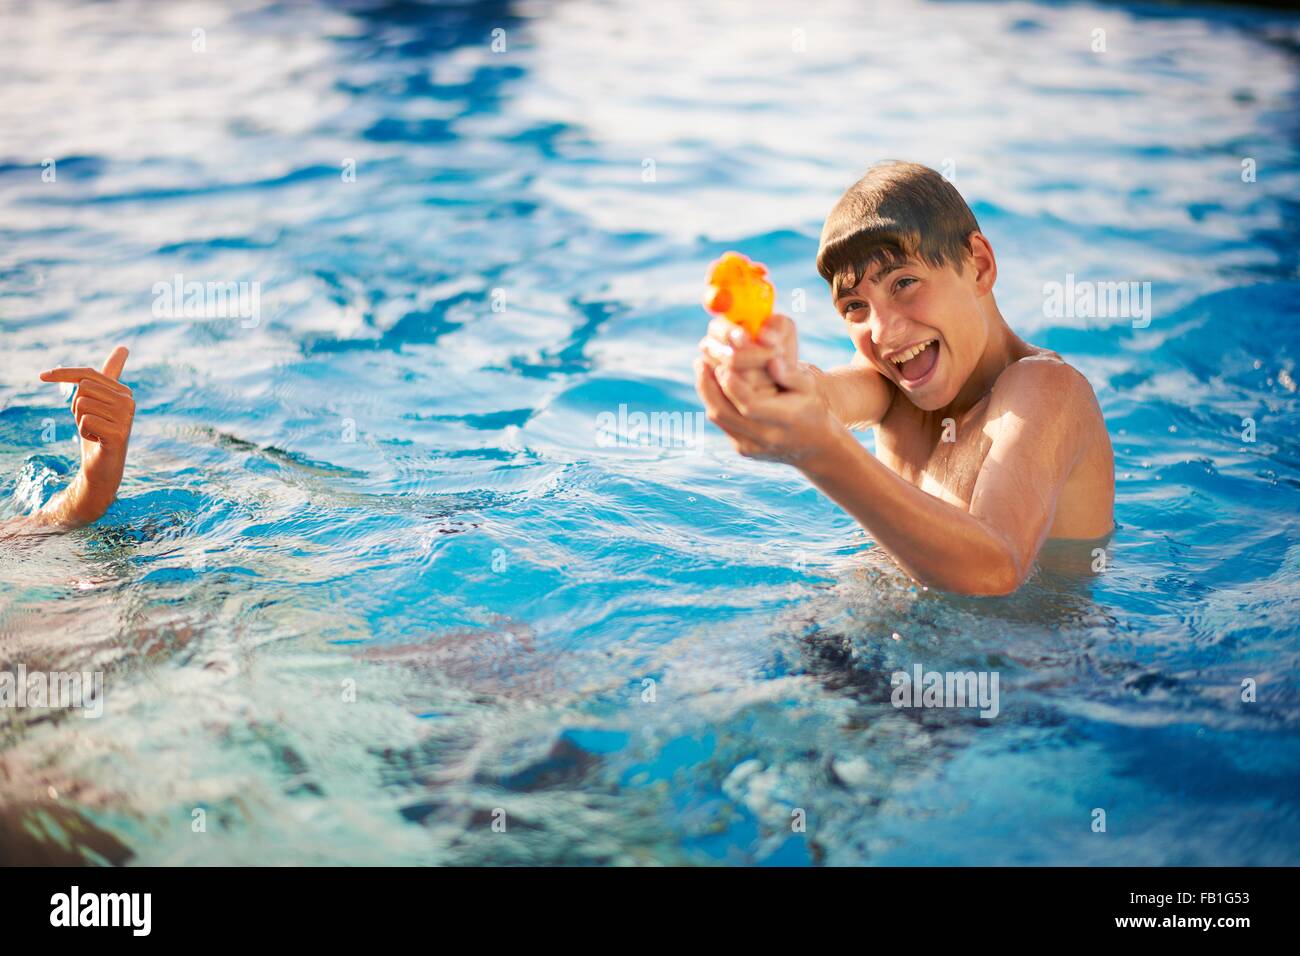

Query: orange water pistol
left=702, top=252, right=775, bottom=338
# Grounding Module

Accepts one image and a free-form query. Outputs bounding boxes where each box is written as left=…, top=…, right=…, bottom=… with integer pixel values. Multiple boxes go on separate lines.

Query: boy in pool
left=1, top=346, right=136, bottom=535
left=695, top=161, right=1114, bottom=596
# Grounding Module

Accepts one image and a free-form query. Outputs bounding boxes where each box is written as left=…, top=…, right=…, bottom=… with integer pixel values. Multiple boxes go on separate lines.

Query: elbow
left=970, top=549, right=1028, bottom=597
left=964, top=528, right=1034, bottom=596
left=926, top=548, right=1027, bottom=597
left=971, top=570, right=1022, bottom=597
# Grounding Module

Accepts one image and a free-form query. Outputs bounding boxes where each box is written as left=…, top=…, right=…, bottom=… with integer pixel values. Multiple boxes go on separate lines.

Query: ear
left=965, top=232, right=997, bottom=295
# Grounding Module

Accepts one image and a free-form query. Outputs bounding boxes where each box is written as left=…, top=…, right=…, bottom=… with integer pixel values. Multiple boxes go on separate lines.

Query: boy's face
left=833, top=252, right=986, bottom=411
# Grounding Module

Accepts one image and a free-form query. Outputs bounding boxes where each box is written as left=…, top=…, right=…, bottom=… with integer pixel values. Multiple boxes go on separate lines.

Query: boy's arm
left=801, top=361, right=1090, bottom=595
left=697, top=355, right=1091, bottom=596
left=804, top=351, right=894, bottom=431
left=3, top=347, right=135, bottom=535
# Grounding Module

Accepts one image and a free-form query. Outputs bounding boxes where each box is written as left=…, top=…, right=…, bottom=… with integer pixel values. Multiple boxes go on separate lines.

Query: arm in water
left=1, top=346, right=135, bottom=537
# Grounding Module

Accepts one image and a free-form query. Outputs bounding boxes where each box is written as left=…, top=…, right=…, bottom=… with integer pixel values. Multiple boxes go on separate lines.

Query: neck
left=938, top=296, right=1027, bottom=422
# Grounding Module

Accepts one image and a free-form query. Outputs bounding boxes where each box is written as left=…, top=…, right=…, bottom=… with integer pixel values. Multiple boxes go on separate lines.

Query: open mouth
left=889, top=339, right=940, bottom=386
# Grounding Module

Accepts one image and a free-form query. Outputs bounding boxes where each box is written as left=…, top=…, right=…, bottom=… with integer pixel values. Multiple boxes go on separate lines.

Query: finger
left=724, top=340, right=775, bottom=369
left=65, top=379, right=129, bottom=404
left=695, top=357, right=733, bottom=415
left=720, top=363, right=788, bottom=422
left=699, top=334, right=773, bottom=371
left=766, top=350, right=810, bottom=390
left=707, top=317, right=741, bottom=344
left=699, top=342, right=775, bottom=397
left=759, top=316, right=799, bottom=379
left=725, top=323, right=750, bottom=347
left=696, top=358, right=754, bottom=437
left=715, top=362, right=761, bottom=416
left=767, top=355, right=790, bottom=388
left=703, top=387, right=765, bottom=445
left=72, top=394, right=119, bottom=423
left=757, top=313, right=794, bottom=349
left=771, top=356, right=817, bottom=395
left=709, top=316, right=768, bottom=351
left=699, top=338, right=771, bottom=378
left=77, top=414, right=117, bottom=444
left=698, top=336, right=731, bottom=367
left=100, top=346, right=129, bottom=382
left=39, top=366, right=130, bottom=394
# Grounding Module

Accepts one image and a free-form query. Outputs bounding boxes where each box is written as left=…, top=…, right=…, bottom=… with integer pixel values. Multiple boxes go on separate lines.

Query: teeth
left=891, top=340, right=934, bottom=366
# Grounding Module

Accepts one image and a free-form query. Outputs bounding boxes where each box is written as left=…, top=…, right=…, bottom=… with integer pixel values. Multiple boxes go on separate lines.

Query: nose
left=871, top=308, right=911, bottom=357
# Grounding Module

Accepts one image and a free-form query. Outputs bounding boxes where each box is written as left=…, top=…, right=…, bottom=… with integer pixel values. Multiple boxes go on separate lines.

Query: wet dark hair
left=816, top=161, right=981, bottom=301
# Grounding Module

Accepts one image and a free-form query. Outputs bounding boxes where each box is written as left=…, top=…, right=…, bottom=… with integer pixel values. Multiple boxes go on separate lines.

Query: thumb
left=759, top=314, right=798, bottom=359
left=760, top=315, right=802, bottom=387
left=100, top=346, right=129, bottom=381
left=767, top=354, right=814, bottom=393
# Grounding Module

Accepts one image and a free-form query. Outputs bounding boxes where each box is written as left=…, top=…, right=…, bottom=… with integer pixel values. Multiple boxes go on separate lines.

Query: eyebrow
left=835, top=261, right=910, bottom=304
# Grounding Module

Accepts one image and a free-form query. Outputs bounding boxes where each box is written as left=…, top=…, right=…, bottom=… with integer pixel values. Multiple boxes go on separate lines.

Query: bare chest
left=874, top=403, right=996, bottom=509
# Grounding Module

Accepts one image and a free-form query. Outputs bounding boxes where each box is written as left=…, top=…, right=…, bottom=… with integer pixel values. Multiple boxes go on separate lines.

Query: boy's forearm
left=32, top=472, right=115, bottom=529
left=802, top=362, right=887, bottom=431
left=2, top=473, right=114, bottom=538
left=798, top=427, right=1024, bottom=595
left=804, top=363, right=855, bottom=425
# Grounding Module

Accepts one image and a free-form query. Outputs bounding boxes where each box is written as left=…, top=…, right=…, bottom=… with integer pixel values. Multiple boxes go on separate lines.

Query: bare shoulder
left=984, top=348, right=1106, bottom=452
left=990, top=349, right=1098, bottom=413
left=984, top=349, right=1115, bottom=537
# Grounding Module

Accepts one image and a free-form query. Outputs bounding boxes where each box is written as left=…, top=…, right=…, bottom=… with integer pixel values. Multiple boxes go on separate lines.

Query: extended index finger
left=38, top=366, right=130, bottom=392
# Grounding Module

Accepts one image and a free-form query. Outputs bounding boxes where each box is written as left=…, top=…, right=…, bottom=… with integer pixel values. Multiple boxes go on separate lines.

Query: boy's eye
left=842, top=300, right=867, bottom=318
left=893, top=277, right=917, bottom=293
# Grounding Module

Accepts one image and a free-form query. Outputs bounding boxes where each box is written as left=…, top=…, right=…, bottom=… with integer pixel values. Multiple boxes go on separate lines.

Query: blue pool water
left=1, top=0, right=1298, bottom=865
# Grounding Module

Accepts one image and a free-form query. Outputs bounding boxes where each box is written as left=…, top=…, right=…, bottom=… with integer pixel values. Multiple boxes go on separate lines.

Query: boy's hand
left=694, top=319, right=839, bottom=466
left=696, top=313, right=806, bottom=397
left=36, top=346, right=135, bottom=525
left=698, top=316, right=776, bottom=398
left=751, top=313, right=801, bottom=384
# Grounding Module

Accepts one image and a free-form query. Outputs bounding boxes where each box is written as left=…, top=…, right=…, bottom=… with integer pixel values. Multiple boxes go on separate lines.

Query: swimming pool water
left=1, top=0, right=1299, bottom=865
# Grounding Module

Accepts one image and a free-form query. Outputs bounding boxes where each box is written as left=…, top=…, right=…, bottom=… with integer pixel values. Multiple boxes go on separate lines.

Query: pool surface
left=2, top=0, right=1299, bottom=864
